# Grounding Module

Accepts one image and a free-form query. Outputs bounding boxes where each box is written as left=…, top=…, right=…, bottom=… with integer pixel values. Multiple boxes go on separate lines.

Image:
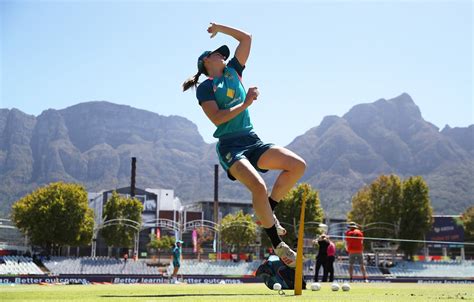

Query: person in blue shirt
left=171, top=239, right=183, bottom=284
left=182, top=23, right=306, bottom=268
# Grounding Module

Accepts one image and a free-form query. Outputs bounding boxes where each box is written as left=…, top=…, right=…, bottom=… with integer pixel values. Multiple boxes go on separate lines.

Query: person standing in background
left=345, top=222, right=368, bottom=282
left=171, top=240, right=183, bottom=284
left=313, top=234, right=329, bottom=282
left=326, top=237, right=336, bottom=282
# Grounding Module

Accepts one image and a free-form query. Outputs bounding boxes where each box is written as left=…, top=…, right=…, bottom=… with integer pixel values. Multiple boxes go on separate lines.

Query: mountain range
left=1, top=93, right=472, bottom=218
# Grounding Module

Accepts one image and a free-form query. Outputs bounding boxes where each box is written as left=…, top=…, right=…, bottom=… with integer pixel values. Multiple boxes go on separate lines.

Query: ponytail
left=182, top=71, right=202, bottom=92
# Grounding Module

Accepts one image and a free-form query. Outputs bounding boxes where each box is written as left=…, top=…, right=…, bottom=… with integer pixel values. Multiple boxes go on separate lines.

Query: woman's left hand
left=207, top=22, right=220, bottom=38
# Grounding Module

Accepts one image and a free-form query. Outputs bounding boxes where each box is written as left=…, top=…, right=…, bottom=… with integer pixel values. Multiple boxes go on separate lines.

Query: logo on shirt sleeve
left=224, top=70, right=233, bottom=79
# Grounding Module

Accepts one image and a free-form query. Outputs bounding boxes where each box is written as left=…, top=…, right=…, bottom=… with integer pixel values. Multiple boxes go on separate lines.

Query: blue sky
left=1, top=0, right=472, bottom=146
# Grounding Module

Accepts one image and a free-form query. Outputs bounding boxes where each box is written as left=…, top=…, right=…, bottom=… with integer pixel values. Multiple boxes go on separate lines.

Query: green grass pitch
left=2, top=282, right=473, bottom=301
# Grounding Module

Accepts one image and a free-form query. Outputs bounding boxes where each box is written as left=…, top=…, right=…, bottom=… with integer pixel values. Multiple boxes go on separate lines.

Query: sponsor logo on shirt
left=225, top=97, right=242, bottom=108
left=226, top=88, right=235, bottom=98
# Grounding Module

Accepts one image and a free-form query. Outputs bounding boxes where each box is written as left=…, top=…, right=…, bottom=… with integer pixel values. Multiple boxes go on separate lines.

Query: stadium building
left=88, top=186, right=203, bottom=257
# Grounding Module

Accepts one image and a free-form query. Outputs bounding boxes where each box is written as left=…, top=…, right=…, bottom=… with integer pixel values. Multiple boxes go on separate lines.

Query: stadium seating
left=168, top=259, right=260, bottom=276
left=303, top=259, right=385, bottom=277
left=35, top=256, right=474, bottom=278
left=172, top=259, right=474, bottom=278
left=170, top=259, right=384, bottom=277
left=42, top=256, right=162, bottom=275
left=0, top=255, right=45, bottom=275
left=388, top=261, right=474, bottom=278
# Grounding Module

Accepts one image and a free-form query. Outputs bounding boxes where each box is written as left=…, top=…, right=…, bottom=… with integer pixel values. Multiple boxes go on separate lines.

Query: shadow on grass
left=101, top=293, right=274, bottom=298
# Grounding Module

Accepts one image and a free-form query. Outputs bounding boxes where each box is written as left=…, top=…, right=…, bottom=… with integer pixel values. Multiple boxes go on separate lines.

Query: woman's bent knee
left=291, top=157, right=306, bottom=175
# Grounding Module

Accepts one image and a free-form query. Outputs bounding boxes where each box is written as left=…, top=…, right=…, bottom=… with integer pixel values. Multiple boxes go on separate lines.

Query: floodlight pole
left=131, top=157, right=136, bottom=197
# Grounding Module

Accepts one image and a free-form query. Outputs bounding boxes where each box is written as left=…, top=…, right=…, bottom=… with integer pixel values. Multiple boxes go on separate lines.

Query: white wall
left=146, top=189, right=179, bottom=211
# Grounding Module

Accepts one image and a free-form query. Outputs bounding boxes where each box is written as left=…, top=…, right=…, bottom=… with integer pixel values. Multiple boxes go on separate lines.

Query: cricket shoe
left=255, top=214, right=287, bottom=236
left=274, top=241, right=297, bottom=268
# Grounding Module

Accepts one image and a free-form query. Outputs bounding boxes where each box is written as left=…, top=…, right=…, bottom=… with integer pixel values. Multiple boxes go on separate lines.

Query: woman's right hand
left=244, top=87, right=259, bottom=107
left=207, top=22, right=220, bottom=38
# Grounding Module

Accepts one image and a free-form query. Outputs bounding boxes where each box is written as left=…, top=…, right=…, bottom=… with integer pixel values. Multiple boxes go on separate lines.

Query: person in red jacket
left=345, top=222, right=368, bottom=282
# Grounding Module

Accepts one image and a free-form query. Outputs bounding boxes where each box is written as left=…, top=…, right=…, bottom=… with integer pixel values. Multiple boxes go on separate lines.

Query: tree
left=195, top=226, right=214, bottom=261
left=100, top=191, right=143, bottom=252
left=368, top=175, right=402, bottom=239
left=148, top=235, right=175, bottom=264
left=220, top=210, right=257, bottom=258
left=460, top=206, right=474, bottom=254
left=11, top=182, right=94, bottom=255
left=273, top=183, right=325, bottom=248
left=399, top=176, right=433, bottom=258
left=461, top=206, right=474, bottom=240
left=348, top=175, right=403, bottom=240
left=348, top=174, right=433, bottom=258
left=347, top=185, right=372, bottom=227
